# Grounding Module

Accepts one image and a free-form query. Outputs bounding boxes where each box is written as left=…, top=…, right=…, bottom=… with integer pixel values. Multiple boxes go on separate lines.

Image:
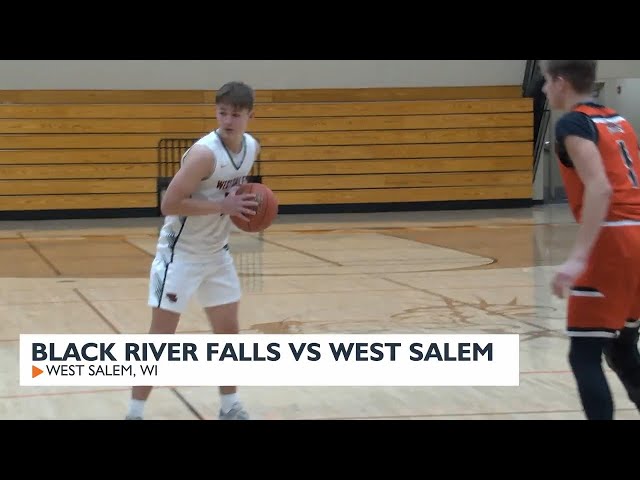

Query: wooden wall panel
left=0, top=84, right=533, bottom=215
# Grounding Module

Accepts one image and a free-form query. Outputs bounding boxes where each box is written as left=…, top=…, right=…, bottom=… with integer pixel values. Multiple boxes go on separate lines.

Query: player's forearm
left=571, top=184, right=612, bottom=260
left=161, top=198, right=224, bottom=216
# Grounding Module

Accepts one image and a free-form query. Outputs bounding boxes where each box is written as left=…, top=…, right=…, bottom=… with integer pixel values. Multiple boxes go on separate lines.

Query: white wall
left=0, top=60, right=527, bottom=90
left=596, top=62, right=640, bottom=135
left=598, top=60, right=640, bottom=80
left=1, top=59, right=636, bottom=91
left=600, top=78, right=640, bottom=133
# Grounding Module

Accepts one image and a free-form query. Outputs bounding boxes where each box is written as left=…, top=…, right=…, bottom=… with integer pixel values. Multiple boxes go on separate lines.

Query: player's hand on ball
left=222, top=186, right=258, bottom=222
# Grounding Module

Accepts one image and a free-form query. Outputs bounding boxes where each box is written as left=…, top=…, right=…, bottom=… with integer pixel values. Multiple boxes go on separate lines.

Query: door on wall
left=543, top=110, right=565, bottom=203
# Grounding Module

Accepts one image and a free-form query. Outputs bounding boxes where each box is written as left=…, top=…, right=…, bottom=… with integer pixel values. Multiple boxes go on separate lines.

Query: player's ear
left=556, top=75, right=568, bottom=90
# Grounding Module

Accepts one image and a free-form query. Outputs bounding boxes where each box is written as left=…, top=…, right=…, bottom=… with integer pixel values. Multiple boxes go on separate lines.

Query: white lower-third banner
left=20, top=333, right=520, bottom=387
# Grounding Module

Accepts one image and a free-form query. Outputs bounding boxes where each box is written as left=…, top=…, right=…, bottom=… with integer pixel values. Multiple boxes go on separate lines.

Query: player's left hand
left=551, top=256, right=587, bottom=299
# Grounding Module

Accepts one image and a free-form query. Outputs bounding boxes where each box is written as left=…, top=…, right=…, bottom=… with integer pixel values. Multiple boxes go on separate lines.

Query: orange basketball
left=231, top=183, right=278, bottom=233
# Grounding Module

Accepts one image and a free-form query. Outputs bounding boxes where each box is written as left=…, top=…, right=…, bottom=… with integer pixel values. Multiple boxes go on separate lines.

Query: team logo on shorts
left=166, top=293, right=178, bottom=303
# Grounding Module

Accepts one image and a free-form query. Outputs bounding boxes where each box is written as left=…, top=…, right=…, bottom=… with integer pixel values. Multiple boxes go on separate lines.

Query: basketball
left=231, top=183, right=278, bottom=233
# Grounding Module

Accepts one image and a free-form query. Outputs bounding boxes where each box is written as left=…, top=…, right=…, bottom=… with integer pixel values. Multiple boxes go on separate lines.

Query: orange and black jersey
left=555, top=102, right=640, bottom=222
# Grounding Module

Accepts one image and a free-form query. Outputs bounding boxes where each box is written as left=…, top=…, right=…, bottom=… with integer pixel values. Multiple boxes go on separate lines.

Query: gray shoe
left=125, top=415, right=143, bottom=420
left=219, top=402, right=250, bottom=420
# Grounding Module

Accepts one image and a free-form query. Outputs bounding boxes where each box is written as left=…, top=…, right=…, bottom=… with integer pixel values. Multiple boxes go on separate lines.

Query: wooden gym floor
left=1, top=203, right=639, bottom=420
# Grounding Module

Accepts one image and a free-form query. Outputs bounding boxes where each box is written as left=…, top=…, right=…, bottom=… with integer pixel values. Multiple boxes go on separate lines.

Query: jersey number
left=618, top=140, right=639, bottom=188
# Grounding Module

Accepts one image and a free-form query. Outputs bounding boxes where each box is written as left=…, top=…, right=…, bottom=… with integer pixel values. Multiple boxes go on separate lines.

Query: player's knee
left=604, top=338, right=640, bottom=378
left=205, top=302, right=240, bottom=334
left=569, top=337, right=608, bottom=374
left=150, top=307, right=181, bottom=334
left=569, top=336, right=615, bottom=419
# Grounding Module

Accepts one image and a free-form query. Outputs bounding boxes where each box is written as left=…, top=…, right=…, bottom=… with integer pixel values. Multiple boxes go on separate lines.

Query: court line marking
left=17, top=233, right=61, bottom=276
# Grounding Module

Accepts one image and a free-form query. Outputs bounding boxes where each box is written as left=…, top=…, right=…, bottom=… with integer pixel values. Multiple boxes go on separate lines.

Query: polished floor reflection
left=1, top=204, right=638, bottom=420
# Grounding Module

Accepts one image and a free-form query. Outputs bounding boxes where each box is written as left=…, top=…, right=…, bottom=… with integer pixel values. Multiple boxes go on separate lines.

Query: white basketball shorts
left=148, top=245, right=241, bottom=314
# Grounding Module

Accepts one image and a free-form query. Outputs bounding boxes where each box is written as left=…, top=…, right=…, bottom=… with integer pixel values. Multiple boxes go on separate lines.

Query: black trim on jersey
left=571, top=286, right=600, bottom=292
left=555, top=111, right=598, bottom=168
left=214, top=130, right=247, bottom=171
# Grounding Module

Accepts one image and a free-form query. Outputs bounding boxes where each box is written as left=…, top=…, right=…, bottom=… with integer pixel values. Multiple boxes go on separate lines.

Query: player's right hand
left=221, top=186, right=259, bottom=221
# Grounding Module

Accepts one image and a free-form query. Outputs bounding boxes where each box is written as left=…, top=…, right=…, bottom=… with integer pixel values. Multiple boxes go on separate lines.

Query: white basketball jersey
left=155, top=129, right=259, bottom=263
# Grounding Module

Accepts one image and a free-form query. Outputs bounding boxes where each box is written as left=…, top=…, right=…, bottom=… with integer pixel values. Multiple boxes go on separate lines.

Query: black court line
left=18, top=233, right=61, bottom=276
left=123, top=237, right=155, bottom=258
left=72, top=287, right=206, bottom=421
left=260, top=237, right=343, bottom=267
left=73, top=288, right=122, bottom=334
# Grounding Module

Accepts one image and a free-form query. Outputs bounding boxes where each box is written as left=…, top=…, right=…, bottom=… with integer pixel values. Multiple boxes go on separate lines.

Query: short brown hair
left=540, top=60, right=597, bottom=94
left=215, top=81, right=255, bottom=111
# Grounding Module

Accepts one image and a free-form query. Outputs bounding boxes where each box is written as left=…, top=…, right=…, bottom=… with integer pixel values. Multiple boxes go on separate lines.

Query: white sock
left=128, top=399, right=146, bottom=418
left=220, top=393, right=239, bottom=413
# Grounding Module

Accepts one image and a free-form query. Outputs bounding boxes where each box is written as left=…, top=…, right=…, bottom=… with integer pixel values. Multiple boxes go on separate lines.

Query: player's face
left=216, top=103, right=254, bottom=139
left=542, top=72, right=564, bottom=110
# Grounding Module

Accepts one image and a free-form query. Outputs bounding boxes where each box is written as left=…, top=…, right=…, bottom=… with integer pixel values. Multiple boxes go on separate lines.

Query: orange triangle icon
left=32, top=365, right=43, bottom=378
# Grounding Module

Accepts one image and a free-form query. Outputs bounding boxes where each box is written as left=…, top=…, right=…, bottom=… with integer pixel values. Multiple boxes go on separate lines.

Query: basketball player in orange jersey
left=125, top=81, right=260, bottom=420
left=542, top=60, right=640, bottom=420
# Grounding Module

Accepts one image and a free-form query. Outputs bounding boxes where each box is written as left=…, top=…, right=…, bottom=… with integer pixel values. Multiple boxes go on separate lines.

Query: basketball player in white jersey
left=125, top=81, right=260, bottom=420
